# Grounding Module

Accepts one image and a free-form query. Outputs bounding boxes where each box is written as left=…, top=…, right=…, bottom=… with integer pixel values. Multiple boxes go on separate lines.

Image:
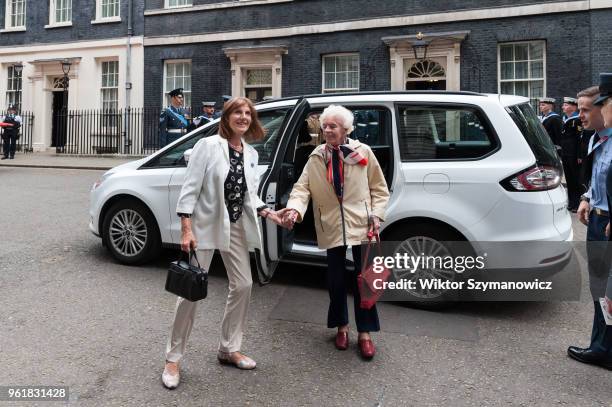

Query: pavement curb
left=0, top=163, right=113, bottom=170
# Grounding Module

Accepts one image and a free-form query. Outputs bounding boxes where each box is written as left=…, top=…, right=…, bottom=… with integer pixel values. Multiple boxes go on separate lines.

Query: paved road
left=0, top=167, right=609, bottom=406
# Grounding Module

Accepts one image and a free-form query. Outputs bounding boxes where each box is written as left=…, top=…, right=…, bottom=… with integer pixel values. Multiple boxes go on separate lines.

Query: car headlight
left=92, top=172, right=113, bottom=190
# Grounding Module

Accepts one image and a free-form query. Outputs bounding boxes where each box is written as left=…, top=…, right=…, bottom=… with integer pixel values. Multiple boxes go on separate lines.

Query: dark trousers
left=562, top=156, right=580, bottom=209
left=2, top=134, right=16, bottom=158
left=590, top=300, right=612, bottom=354
left=586, top=211, right=612, bottom=353
left=326, top=245, right=380, bottom=333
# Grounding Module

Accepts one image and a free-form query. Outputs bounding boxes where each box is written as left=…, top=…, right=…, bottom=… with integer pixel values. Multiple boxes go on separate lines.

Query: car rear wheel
left=102, top=199, right=161, bottom=265
left=384, top=223, right=470, bottom=309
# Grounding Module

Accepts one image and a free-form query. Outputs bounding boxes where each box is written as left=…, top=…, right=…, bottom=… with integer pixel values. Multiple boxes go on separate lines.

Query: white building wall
left=0, top=36, right=144, bottom=151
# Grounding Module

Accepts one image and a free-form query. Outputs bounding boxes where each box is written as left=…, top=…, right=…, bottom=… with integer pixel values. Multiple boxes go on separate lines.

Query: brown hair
left=577, top=86, right=600, bottom=99
left=218, top=97, right=265, bottom=142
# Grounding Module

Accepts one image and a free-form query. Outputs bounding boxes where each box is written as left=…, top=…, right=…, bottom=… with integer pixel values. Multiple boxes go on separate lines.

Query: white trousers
left=165, top=218, right=253, bottom=362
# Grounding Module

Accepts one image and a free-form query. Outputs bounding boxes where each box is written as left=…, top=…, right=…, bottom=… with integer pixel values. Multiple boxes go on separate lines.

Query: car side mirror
left=184, top=148, right=193, bottom=163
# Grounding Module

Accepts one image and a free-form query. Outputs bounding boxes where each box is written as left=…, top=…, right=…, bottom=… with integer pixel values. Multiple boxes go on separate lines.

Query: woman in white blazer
left=162, top=97, right=285, bottom=389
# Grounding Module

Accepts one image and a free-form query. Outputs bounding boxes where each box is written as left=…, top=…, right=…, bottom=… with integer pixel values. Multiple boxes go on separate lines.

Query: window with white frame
left=163, top=61, right=191, bottom=107
left=6, top=65, right=22, bottom=110
left=101, top=61, right=119, bottom=111
left=498, top=41, right=546, bottom=109
left=101, top=61, right=119, bottom=128
left=6, top=0, right=26, bottom=28
left=165, top=0, right=191, bottom=8
left=322, top=53, right=359, bottom=93
left=97, top=0, right=119, bottom=19
left=49, top=0, right=71, bottom=24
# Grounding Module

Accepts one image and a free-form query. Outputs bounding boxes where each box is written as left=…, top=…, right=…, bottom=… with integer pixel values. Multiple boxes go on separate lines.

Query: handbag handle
left=362, top=232, right=383, bottom=273
left=180, top=249, right=202, bottom=268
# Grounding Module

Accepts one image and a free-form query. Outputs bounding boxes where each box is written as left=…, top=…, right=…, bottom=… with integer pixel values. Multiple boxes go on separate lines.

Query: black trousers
left=590, top=300, right=612, bottom=354
left=326, top=245, right=380, bottom=333
left=562, top=155, right=580, bottom=209
left=2, top=134, right=16, bottom=158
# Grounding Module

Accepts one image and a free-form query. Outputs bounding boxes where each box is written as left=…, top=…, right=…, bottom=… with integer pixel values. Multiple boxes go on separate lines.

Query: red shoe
left=358, top=338, right=376, bottom=359
left=335, top=331, right=349, bottom=350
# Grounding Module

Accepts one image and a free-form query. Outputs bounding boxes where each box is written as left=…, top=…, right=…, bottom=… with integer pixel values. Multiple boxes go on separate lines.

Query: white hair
left=319, top=104, right=354, bottom=134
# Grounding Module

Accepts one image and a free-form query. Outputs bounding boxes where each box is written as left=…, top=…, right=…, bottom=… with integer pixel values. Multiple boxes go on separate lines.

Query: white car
left=89, top=92, right=572, bottom=301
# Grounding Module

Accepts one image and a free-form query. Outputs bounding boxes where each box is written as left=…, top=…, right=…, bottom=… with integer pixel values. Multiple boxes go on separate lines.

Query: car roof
left=256, top=91, right=530, bottom=109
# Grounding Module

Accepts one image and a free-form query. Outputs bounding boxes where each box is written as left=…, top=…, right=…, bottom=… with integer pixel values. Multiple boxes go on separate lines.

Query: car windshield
left=505, top=103, right=561, bottom=168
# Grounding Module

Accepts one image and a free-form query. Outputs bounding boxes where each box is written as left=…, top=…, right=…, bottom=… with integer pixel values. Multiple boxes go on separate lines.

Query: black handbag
left=165, top=250, right=208, bottom=302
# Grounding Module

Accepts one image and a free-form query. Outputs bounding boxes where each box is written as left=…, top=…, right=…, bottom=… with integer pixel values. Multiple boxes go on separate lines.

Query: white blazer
left=176, top=134, right=266, bottom=252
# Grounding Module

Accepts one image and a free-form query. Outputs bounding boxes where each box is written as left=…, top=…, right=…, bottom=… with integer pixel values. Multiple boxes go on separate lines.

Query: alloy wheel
left=391, top=236, right=455, bottom=299
left=109, top=209, right=148, bottom=257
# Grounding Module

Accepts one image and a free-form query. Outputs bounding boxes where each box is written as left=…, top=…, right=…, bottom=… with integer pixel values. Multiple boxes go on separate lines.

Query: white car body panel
left=89, top=92, right=573, bottom=274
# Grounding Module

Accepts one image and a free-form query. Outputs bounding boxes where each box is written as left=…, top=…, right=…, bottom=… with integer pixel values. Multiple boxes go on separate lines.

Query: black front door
left=405, top=80, right=447, bottom=91
left=51, top=92, right=67, bottom=149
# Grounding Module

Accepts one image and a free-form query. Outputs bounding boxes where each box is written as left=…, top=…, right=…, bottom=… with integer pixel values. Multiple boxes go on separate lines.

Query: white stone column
left=272, top=53, right=282, bottom=98
left=29, top=74, right=47, bottom=152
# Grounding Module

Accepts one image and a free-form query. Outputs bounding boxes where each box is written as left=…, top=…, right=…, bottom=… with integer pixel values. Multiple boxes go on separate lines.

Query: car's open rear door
left=255, top=98, right=311, bottom=284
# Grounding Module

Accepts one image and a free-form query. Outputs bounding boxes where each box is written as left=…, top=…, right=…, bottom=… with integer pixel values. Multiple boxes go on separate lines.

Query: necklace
left=228, top=140, right=243, bottom=152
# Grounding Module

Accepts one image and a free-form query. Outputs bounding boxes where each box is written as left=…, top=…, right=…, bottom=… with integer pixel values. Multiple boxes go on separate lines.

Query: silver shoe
left=161, top=363, right=180, bottom=389
left=217, top=351, right=256, bottom=370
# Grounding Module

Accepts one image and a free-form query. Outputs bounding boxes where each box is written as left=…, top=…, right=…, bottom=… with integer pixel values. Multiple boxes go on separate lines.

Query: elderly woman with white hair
left=283, top=104, right=389, bottom=359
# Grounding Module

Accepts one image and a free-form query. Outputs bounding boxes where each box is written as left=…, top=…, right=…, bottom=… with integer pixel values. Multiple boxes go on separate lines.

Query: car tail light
left=500, top=165, right=561, bottom=192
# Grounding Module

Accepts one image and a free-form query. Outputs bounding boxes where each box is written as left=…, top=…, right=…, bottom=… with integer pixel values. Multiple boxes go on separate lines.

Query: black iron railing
left=0, top=110, right=34, bottom=154
left=53, top=107, right=165, bottom=155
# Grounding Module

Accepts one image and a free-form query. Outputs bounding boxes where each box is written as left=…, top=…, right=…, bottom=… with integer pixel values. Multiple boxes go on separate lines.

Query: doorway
left=244, top=68, right=273, bottom=102
left=245, top=87, right=272, bottom=102
left=51, top=91, right=68, bottom=148
left=404, top=59, right=447, bottom=91
left=405, top=80, right=447, bottom=91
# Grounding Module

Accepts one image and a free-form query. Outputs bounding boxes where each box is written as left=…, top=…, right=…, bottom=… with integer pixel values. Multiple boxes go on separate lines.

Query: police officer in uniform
left=539, top=97, right=563, bottom=146
left=192, top=101, right=220, bottom=129
left=159, top=88, right=190, bottom=147
left=560, top=97, right=582, bottom=211
left=1, top=104, right=22, bottom=160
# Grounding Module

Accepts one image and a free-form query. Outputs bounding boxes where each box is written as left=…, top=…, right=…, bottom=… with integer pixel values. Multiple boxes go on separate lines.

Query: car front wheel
left=102, top=199, right=161, bottom=265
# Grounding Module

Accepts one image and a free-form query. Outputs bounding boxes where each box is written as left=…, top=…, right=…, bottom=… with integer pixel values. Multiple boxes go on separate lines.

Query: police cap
left=594, top=73, right=612, bottom=106
left=202, top=101, right=216, bottom=107
left=169, top=88, right=184, bottom=98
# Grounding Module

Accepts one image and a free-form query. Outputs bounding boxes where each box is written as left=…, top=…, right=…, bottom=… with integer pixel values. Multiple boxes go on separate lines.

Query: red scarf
left=325, top=143, right=368, bottom=201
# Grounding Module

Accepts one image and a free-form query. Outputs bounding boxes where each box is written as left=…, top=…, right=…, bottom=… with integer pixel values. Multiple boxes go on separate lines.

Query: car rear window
left=396, top=104, right=498, bottom=161
left=505, top=103, right=561, bottom=168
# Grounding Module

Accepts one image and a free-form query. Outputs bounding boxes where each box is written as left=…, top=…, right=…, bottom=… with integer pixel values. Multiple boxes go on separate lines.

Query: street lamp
left=13, top=63, right=23, bottom=74
left=412, top=32, right=429, bottom=60
left=60, top=59, right=72, bottom=111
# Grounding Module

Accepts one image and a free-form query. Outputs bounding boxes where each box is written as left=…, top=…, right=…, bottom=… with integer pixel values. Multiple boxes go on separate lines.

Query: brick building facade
left=143, top=0, right=612, bottom=113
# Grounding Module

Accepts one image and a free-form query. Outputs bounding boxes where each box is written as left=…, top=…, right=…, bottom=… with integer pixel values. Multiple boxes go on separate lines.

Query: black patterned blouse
left=224, top=146, right=247, bottom=223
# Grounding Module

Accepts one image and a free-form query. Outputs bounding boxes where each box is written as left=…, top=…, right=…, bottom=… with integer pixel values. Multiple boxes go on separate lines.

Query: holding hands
left=259, top=207, right=298, bottom=229
left=279, top=208, right=299, bottom=230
